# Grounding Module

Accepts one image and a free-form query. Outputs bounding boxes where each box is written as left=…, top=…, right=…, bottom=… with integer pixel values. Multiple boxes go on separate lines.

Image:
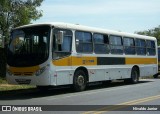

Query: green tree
left=0, top=0, right=44, bottom=46
left=135, top=25, right=160, bottom=45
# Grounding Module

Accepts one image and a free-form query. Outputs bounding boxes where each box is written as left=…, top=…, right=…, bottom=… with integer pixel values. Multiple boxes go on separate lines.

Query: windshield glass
left=7, top=25, right=50, bottom=67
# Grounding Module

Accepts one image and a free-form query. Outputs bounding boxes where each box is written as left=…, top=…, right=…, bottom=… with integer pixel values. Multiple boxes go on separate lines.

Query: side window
left=53, top=29, right=72, bottom=59
left=109, top=35, right=123, bottom=54
left=93, top=33, right=110, bottom=54
left=75, top=31, right=93, bottom=53
left=146, top=40, right=156, bottom=56
left=123, top=37, right=135, bottom=55
left=135, top=39, right=146, bottom=55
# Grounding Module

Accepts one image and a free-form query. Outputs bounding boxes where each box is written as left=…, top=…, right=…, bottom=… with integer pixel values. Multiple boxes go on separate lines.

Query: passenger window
left=109, top=35, right=123, bottom=54
left=123, top=37, right=135, bottom=55
left=93, top=33, right=110, bottom=54
left=53, top=29, right=72, bottom=59
left=135, top=39, right=146, bottom=55
left=146, top=40, right=156, bottom=56
left=75, top=31, right=93, bottom=53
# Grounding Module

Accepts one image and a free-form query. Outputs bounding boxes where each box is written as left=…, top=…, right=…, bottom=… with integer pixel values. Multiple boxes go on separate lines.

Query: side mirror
left=57, top=31, right=63, bottom=44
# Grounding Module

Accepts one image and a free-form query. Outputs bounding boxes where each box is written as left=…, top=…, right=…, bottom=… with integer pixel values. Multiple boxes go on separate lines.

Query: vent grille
left=15, top=79, right=31, bottom=84
left=13, top=72, right=33, bottom=76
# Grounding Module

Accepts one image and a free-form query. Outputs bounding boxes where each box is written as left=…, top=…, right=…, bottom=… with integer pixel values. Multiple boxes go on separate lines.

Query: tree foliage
left=135, top=25, right=160, bottom=45
left=0, top=0, right=44, bottom=44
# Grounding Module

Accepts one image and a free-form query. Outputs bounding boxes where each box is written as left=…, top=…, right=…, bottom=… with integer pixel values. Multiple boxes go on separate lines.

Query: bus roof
left=15, top=22, right=156, bottom=41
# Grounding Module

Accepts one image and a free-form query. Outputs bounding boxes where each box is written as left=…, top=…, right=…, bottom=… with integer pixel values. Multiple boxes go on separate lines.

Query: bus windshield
left=7, top=25, right=50, bottom=67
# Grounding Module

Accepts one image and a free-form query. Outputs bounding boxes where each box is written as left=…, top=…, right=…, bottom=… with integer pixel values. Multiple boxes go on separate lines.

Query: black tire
left=130, top=67, right=139, bottom=84
left=73, top=70, right=87, bottom=92
left=153, top=73, right=159, bottom=78
left=124, top=67, right=139, bottom=84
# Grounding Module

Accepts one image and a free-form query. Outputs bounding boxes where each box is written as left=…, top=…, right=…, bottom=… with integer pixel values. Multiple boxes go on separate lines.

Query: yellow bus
left=7, top=22, right=158, bottom=91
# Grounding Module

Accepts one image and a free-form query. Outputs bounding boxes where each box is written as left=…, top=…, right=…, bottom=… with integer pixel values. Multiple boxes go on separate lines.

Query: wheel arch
left=74, top=66, right=89, bottom=82
left=132, top=65, right=140, bottom=77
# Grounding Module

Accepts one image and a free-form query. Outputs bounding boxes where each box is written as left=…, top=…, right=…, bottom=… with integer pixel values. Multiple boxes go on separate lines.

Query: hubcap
left=77, top=75, right=85, bottom=86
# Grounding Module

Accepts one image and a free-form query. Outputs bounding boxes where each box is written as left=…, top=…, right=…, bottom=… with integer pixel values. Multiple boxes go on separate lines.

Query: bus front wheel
left=73, top=70, right=87, bottom=92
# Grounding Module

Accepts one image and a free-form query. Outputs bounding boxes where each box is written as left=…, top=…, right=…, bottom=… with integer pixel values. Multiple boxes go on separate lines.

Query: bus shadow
left=0, top=80, right=154, bottom=100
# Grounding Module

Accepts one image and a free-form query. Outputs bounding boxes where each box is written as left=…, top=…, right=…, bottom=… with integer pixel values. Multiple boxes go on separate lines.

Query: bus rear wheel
left=153, top=73, right=159, bottom=78
left=124, top=67, right=139, bottom=84
left=73, top=70, right=87, bottom=92
left=130, top=67, right=139, bottom=84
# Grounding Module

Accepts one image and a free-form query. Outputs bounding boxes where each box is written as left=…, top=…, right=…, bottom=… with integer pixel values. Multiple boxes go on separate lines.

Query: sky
left=33, top=0, right=160, bottom=33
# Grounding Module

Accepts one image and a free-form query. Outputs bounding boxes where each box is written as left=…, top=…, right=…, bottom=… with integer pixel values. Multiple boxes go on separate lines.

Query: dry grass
left=0, top=77, right=35, bottom=91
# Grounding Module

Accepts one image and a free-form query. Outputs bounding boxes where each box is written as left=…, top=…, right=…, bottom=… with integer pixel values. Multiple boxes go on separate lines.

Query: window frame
left=52, top=28, right=73, bottom=59
left=135, top=38, right=146, bottom=55
left=93, top=33, right=110, bottom=54
left=75, top=30, right=93, bottom=53
left=123, top=37, right=136, bottom=55
left=109, top=35, right=123, bottom=55
left=146, top=40, right=156, bottom=56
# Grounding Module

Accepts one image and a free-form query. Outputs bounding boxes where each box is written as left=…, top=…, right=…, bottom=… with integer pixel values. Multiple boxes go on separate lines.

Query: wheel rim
left=77, top=75, right=85, bottom=86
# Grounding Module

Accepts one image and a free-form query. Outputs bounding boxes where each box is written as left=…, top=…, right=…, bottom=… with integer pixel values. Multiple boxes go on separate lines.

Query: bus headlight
left=35, top=66, right=47, bottom=76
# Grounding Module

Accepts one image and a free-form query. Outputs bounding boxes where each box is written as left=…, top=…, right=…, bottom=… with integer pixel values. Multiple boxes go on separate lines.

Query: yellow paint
left=53, top=56, right=157, bottom=66
left=52, top=56, right=72, bottom=66
left=9, top=66, right=40, bottom=76
left=125, top=58, right=157, bottom=64
left=72, top=56, right=97, bottom=66
left=52, top=56, right=97, bottom=66
left=83, top=95, right=160, bottom=114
